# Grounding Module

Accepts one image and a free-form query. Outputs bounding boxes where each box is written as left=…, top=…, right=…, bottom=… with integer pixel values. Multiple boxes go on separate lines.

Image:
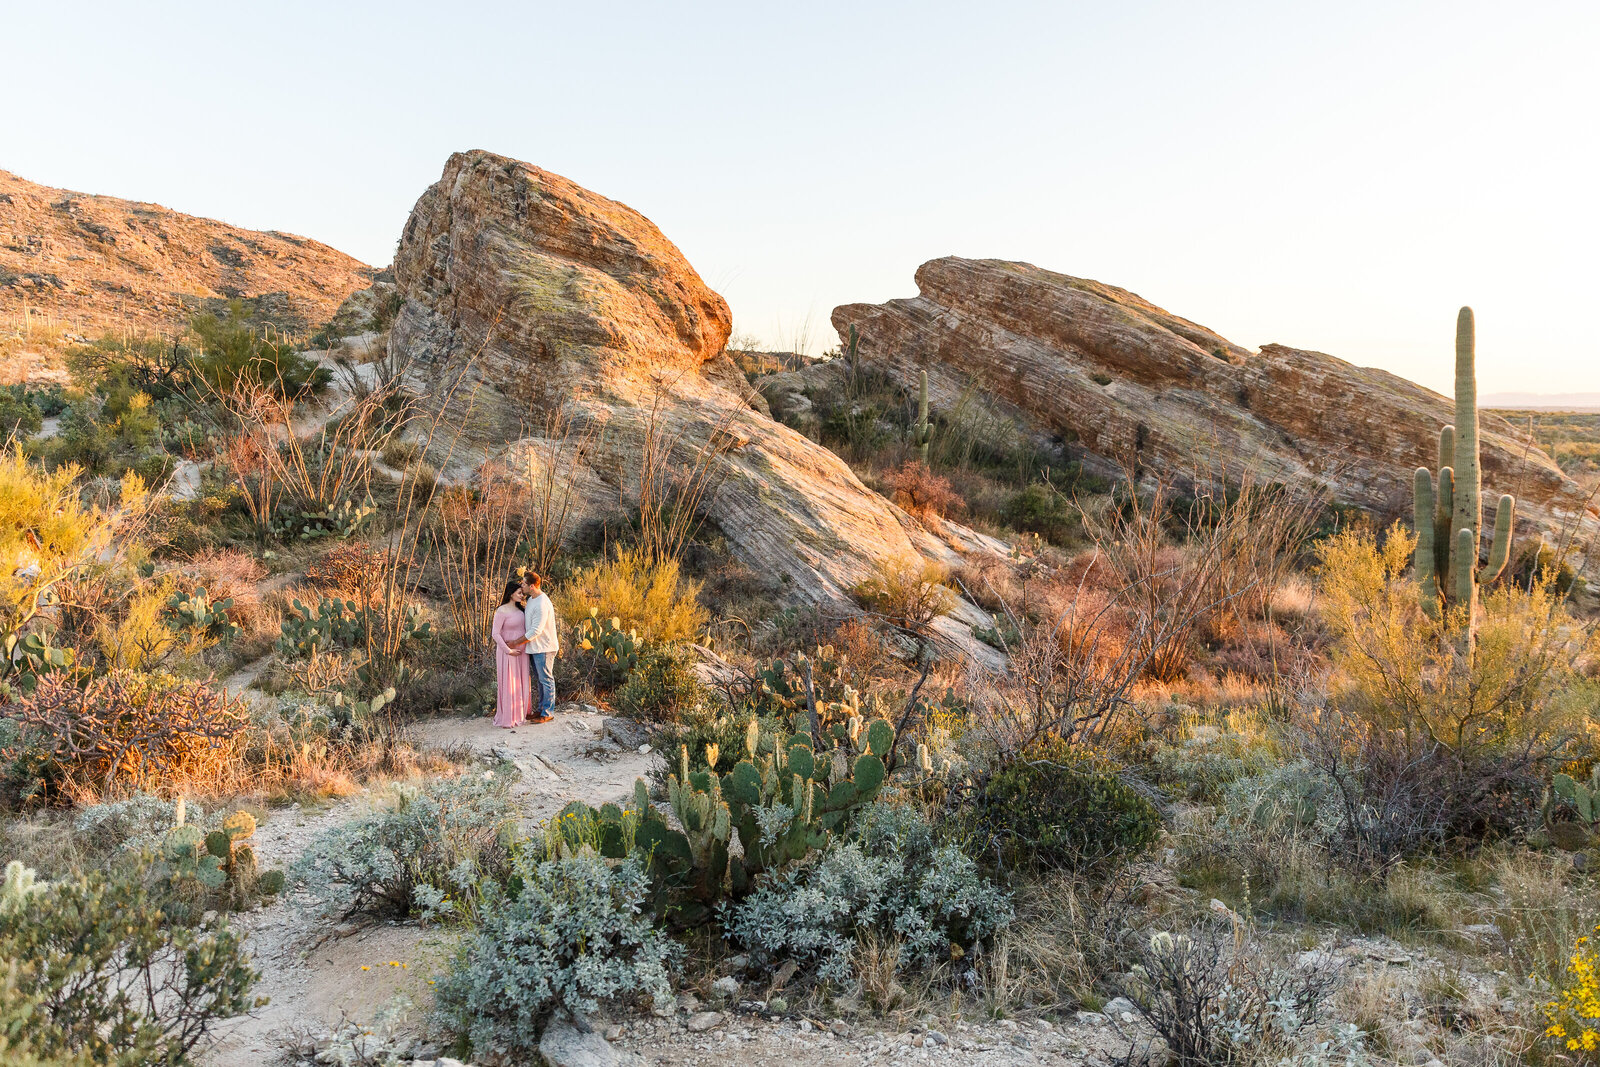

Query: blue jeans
left=530, top=652, right=556, bottom=718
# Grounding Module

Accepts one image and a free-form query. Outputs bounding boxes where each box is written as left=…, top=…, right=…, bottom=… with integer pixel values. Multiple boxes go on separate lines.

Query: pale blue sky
left=7, top=1, right=1597, bottom=394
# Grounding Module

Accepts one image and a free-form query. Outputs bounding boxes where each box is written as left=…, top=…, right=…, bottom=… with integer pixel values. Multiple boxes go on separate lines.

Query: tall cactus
left=913, top=369, right=933, bottom=464
left=1413, top=307, right=1515, bottom=635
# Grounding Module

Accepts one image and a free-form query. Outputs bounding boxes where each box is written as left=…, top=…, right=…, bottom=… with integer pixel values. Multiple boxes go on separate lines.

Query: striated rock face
left=0, top=169, right=374, bottom=336
left=833, top=257, right=1598, bottom=574
left=390, top=150, right=982, bottom=624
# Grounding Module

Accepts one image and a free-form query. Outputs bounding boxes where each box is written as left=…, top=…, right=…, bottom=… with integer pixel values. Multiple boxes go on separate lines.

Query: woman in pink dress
left=492, top=581, right=531, bottom=728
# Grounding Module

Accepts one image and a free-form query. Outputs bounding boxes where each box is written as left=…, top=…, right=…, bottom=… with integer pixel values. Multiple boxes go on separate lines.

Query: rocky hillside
left=387, top=150, right=993, bottom=649
left=829, top=257, right=1599, bottom=575
left=0, top=168, right=374, bottom=335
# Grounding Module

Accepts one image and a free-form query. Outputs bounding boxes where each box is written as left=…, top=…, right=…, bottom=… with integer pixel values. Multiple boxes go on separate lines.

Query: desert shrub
left=555, top=546, right=707, bottom=645
left=1002, top=482, right=1079, bottom=543
left=1303, top=709, right=1544, bottom=877
left=32, top=384, right=171, bottom=480
left=433, top=850, right=678, bottom=1059
left=725, top=802, right=1012, bottom=983
left=819, top=401, right=893, bottom=459
left=72, top=793, right=210, bottom=857
left=1112, top=920, right=1354, bottom=1066
left=967, top=734, right=1161, bottom=872
left=306, top=540, right=385, bottom=595
left=614, top=644, right=705, bottom=722
left=0, top=860, right=259, bottom=1066
left=885, top=460, right=964, bottom=519
left=381, top=439, right=422, bottom=469
left=1151, top=709, right=1282, bottom=801
left=188, top=303, right=329, bottom=396
left=1, top=671, right=246, bottom=802
left=0, top=386, right=43, bottom=439
left=292, top=771, right=515, bottom=920
left=0, top=449, right=120, bottom=666
left=852, top=556, right=956, bottom=629
left=1316, top=523, right=1596, bottom=757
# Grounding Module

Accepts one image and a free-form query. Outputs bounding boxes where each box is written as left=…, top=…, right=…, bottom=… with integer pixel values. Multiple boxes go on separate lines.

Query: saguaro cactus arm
left=1485, top=493, right=1515, bottom=582
left=1414, top=468, right=1438, bottom=610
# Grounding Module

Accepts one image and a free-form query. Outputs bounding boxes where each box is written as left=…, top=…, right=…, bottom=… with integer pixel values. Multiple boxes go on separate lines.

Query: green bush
left=189, top=303, right=329, bottom=397
left=971, top=735, right=1161, bottom=871
left=1002, top=483, right=1079, bottom=543
left=0, top=860, right=259, bottom=1066
left=291, top=771, right=516, bottom=920
left=433, top=850, right=678, bottom=1059
left=615, top=644, right=705, bottom=722
left=0, top=387, right=43, bottom=440
left=725, top=803, right=1012, bottom=982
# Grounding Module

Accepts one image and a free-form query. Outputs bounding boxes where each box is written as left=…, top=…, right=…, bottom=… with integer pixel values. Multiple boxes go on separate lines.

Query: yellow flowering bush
left=1546, top=925, right=1600, bottom=1057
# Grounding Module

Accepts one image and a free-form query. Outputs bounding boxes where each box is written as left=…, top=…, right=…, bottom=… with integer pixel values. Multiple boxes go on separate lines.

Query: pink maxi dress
left=492, top=605, right=531, bottom=727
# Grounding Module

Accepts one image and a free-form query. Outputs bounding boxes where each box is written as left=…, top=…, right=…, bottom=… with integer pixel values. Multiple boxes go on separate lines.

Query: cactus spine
left=913, top=369, right=933, bottom=464
left=1412, top=307, right=1515, bottom=635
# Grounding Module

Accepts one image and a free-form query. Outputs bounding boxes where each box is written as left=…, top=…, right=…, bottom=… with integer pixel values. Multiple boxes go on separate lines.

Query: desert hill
left=0, top=168, right=374, bottom=336
left=816, top=257, right=1598, bottom=579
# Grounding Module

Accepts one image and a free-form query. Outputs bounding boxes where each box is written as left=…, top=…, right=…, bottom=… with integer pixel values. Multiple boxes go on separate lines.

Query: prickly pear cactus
left=1544, top=767, right=1600, bottom=854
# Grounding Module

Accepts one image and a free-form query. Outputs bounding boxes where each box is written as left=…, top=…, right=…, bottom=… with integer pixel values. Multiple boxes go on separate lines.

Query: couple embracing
left=491, top=570, right=559, bottom=728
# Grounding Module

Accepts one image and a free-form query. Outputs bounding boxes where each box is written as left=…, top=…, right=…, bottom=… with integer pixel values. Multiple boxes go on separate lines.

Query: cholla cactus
left=1413, top=307, right=1515, bottom=640
left=0, top=861, right=46, bottom=915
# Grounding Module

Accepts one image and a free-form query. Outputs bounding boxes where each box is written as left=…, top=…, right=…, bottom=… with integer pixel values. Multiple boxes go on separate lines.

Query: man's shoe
left=529, top=713, right=554, bottom=725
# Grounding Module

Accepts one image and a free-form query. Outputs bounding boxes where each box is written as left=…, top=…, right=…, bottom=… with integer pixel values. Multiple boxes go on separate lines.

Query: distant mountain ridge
left=0, top=168, right=373, bottom=336
left=1483, top=392, right=1600, bottom=411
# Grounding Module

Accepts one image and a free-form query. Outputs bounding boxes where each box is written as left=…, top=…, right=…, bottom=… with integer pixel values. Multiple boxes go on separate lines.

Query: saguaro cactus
left=1413, top=307, right=1515, bottom=632
left=913, top=369, right=933, bottom=464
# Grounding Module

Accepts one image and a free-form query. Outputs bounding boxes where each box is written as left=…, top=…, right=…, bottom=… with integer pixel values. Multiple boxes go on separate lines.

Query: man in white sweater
left=521, top=571, right=560, bottom=722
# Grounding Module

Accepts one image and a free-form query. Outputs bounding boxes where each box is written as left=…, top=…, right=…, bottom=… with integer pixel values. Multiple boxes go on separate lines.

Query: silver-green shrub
left=725, top=802, right=1012, bottom=982
left=292, top=771, right=515, bottom=920
left=433, top=850, right=678, bottom=1060
left=74, top=794, right=206, bottom=856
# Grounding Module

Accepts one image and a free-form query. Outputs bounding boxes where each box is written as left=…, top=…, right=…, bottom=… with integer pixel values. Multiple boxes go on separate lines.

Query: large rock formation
left=389, top=150, right=987, bottom=630
left=0, top=168, right=374, bottom=335
left=832, top=257, right=1598, bottom=573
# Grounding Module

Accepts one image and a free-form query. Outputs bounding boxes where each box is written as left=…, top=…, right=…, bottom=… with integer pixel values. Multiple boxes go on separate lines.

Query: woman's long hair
left=500, top=580, right=523, bottom=607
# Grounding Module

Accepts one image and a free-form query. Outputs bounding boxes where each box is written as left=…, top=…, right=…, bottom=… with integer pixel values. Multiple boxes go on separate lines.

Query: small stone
left=1575, top=852, right=1592, bottom=873
left=998, top=1019, right=1019, bottom=1030
left=1102, top=998, right=1136, bottom=1018
left=727, top=954, right=751, bottom=972
left=677, top=993, right=700, bottom=1013
left=603, top=717, right=649, bottom=750
left=927, top=1030, right=948, bottom=1045
left=799, top=1020, right=813, bottom=1032
left=1462, top=923, right=1501, bottom=939
left=1074, top=1011, right=1108, bottom=1026
left=711, top=976, right=741, bottom=999
left=686, top=1012, right=724, bottom=1033
left=539, top=1017, right=646, bottom=1066
left=828, top=1020, right=849, bottom=1036
left=604, top=1024, right=624, bottom=1041
left=1011, top=1034, right=1032, bottom=1048
left=638, top=744, right=651, bottom=754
